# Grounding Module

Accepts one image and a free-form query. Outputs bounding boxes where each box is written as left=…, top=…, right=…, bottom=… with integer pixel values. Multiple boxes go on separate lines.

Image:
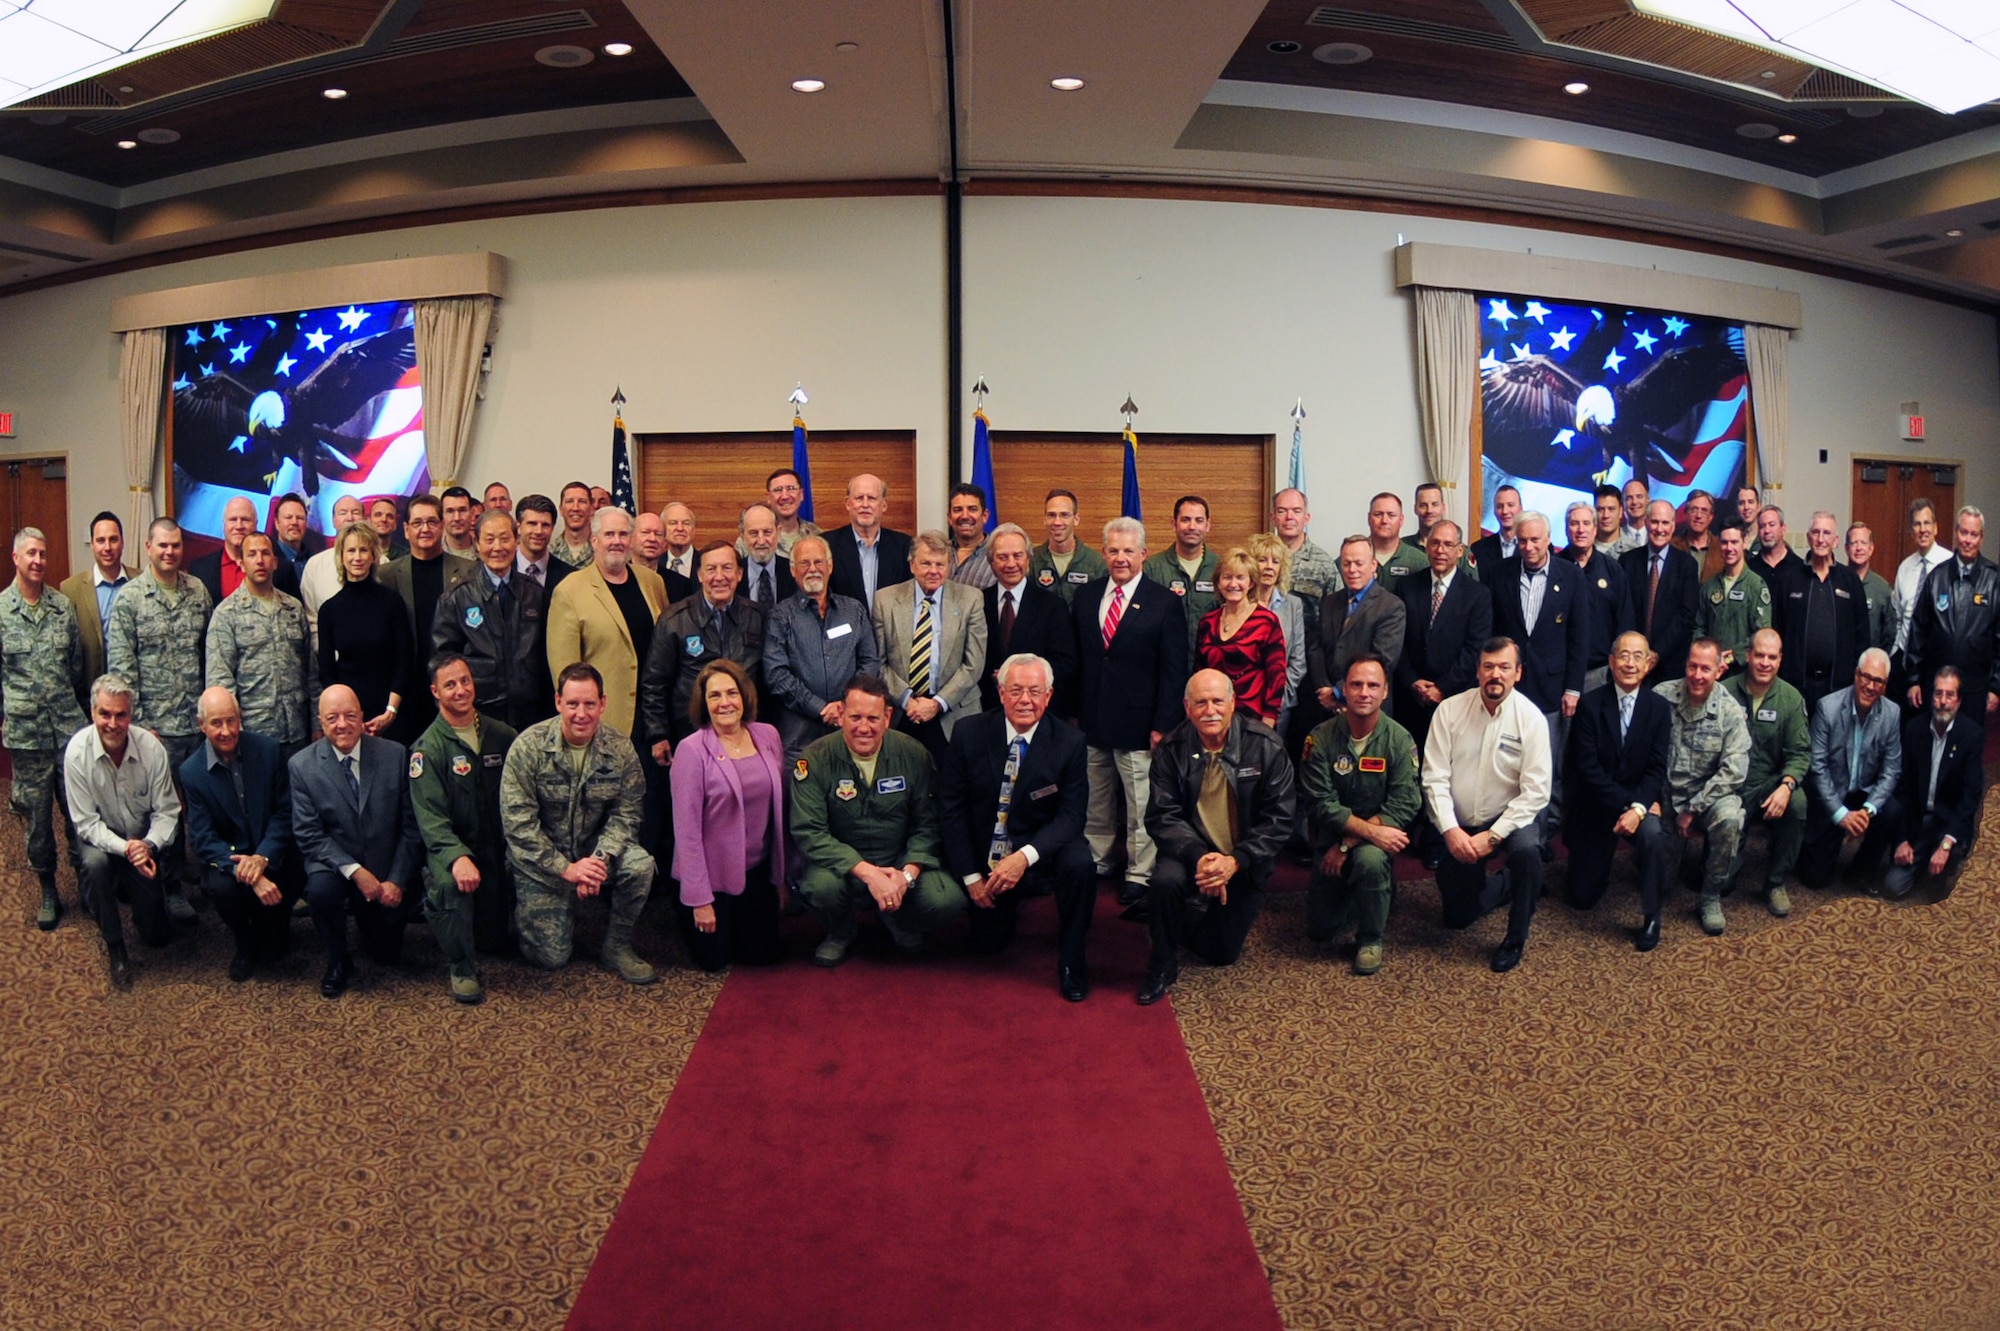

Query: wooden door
left=1852, top=457, right=1958, bottom=572
left=0, top=458, right=71, bottom=588
left=637, top=431, right=918, bottom=539
left=988, top=432, right=1273, bottom=552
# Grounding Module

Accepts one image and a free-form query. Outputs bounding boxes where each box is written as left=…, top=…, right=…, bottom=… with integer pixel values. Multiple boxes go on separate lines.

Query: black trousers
left=202, top=860, right=302, bottom=959
left=1565, top=811, right=1672, bottom=918
left=678, top=868, right=784, bottom=973
left=968, top=839, right=1097, bottom=967
left=896, top=712, right=951, bottom=766
left=1147, top=851, right=1265, bottom=971
left=1436, top=821, right=1541, bottom=941
left=1798, top=796, right=1903, bottom=890
left=80, top=845, right=169, bottom=949
left=305, top=869, right=415, bottom=966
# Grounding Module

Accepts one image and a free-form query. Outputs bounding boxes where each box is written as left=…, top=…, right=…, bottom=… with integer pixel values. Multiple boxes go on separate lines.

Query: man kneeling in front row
left=1138, top=669, right=1296, bottom=1005
left=499, top=662, right=657, bottom=984
left=793, top=674, right=963, bottom=966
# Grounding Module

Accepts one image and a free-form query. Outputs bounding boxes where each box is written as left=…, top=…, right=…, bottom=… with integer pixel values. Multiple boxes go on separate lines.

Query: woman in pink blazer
left=670, top=659, right=787, bottom=970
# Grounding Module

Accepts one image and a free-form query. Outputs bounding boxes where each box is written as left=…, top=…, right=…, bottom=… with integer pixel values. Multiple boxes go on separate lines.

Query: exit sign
left=0, top=411, right=13, bottom=437
left=1901, top=414, right=1926, bottom=441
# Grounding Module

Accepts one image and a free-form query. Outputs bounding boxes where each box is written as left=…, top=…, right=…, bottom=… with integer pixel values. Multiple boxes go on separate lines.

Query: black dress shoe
left=1058, top=963, right=1089, bottom=1003
left=1116, top=880, right=1147, bottom=908
left=1539, top=842, right=1556, bottom=864
left=1635, top=915, right=1661, bottom=952
left=1135, top=963, right=1178, bottom=1006
left=320, top=960, right=353, bottom=999
left=1421, top=849, right=1443, bottom=872
left=228, top=949, right=255, bottom=983
left=106, top=944, right=133, bottom=992
left=1490, top=936, right=1525, bottom=973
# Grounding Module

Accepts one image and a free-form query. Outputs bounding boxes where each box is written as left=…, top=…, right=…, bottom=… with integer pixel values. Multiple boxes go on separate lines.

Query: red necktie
left=1102, top=584, right=1125, bottom=649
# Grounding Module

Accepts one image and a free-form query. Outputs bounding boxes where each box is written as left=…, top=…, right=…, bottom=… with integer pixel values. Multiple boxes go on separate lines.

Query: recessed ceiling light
left=117, top=139, right=137, bottom=150
left=322, top=87, right=346, bottom=99
left=1776, top=132, right=1797, bottom=143
left=835, top=41, right=859, bottom=53
left=1760, top=69, right=1778, bottom=80
left=1847, top=104, right=1884, bottom=119
left=135, top=127, right=179, bottom=144
left=1946, top=228, right=1966, bottom=237
left=1564, top=81, right=1589, bottom=95
left=535, top=44, right=594, bottom=68
left=1312, top=42, right=1372, bottom=66
left=602, top=42, right=632, bottom=57
left=792, top=78, right=826, bottom=93
left=1050, top=76, right=1085, bottom=91
left=1267, top=40, right=1301, bottom=54
left=118, top=86, right=135, bottom=95
left=1737, top=122, right=1779, bottom=139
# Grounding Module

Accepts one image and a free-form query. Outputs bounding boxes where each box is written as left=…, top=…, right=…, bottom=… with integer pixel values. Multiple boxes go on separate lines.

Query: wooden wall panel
left=989, top=432, right=1272, bottom=553
left=638, top=431, right=917, bottom=538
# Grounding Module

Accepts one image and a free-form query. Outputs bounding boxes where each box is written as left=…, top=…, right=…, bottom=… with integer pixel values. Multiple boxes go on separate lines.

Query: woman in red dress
left=1194, top=547, right=1288, bottom=727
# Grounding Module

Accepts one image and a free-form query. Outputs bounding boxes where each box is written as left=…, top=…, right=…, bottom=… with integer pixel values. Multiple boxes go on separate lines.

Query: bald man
left=179, top=687, right=302, bottom=982
left=190, top=495, right=300, bottom=608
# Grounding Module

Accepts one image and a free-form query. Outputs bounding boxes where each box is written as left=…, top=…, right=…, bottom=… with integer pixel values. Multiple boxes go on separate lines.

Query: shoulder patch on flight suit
left=464, top=605, right=483, bottom=628
left=1712, top=590, right=1725, bottom=604
left=1332, top=753, right=1354, bottom=776
left=794, top=758, right=810, bottom=782
left=835, top=778, right=858, bottom=801
left=409, top=752, right=425, bottom=778
left=451, top=755, right=472, bottom=776
left=1037, top=569, right=1055, bottom=586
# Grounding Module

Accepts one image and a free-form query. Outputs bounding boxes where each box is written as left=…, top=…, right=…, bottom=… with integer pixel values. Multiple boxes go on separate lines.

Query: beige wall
left=0, top=189, right=1993, bottom=560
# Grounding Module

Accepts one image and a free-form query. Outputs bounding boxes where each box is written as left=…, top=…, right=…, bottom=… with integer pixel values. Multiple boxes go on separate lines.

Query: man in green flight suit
left=410, top=652, right=518, bottom=1005
left=1028, top=488, right=1109, bottom=605
left=1301, top=654, right=1422, bottom=975
left=791, top=673, right=962, bottom=966
left=1694, top=523, right=1772, bottom=676
left=1142, top=495, right=1220, bottom=654
left=1721, top=628, right=1810, bottom=917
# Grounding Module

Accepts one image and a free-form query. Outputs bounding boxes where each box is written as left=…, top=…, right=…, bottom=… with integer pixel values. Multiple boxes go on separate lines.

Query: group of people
left=0, top=465, right=1983, bottom=1004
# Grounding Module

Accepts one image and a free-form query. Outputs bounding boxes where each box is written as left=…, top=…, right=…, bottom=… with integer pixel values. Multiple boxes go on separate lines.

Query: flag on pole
left=610, top=394, right=635, bottom=513
left=1287, top=401, right=1304, bottom=492
left=791, top=413, right=814, bottom=523
left=1120, top=423, right=1141, bottom=521
left=970, top=408, right=997, bottom=533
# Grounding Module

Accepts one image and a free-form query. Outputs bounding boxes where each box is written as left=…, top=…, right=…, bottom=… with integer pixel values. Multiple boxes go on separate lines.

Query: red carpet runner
left=567, top=888, right=1283, bottom=1331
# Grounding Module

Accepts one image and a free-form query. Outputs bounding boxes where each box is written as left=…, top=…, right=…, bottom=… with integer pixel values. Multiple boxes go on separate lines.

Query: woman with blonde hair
left=1194, top=546, right=1288, bottom=727
left=315, top=522, right=411, bottom=737
left=1245, top=531, right=1308, bottom=736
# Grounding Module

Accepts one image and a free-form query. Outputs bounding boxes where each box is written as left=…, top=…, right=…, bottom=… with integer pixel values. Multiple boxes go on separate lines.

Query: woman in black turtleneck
left=317, top=522, right=413, bottom=737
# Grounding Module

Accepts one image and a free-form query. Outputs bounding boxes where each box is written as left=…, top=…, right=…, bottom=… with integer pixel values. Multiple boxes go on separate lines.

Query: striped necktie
left=909, top=593, right=934, bottom=696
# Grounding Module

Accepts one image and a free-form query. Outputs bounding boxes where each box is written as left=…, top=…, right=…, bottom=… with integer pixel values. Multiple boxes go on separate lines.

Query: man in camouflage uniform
left=205, top=532, right=314, bottom=761
left=0, top=527, right=87, bottom=928
left=1655, top=638, right=1752, bottom=935
left=791, top=674, right=961, bottom=966
left=1694, top=523, right=1771, bottom=677
left=411, top=653, right=518, bottom=1005
left=500, top=661, right=656, bottom=983
left=107, top=516, right=210, bottom=919
left=1300, top=654, right=1420, bottom=975
left=1722, top=628, right=1810, bottom=917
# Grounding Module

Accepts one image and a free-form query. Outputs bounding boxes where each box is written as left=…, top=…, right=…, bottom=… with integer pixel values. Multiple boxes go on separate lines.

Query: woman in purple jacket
left=670, top=659, right=787, bottom=970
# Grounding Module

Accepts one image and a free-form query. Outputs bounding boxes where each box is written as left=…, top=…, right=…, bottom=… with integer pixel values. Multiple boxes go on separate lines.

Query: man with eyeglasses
left=764, top=468, right=821, bottom=556
left=1799, top=648, right=1903, bottom=891
left=1903, top=505, right=2000, bottom=718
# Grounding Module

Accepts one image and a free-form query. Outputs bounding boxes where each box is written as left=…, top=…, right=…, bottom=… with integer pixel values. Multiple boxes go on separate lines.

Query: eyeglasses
left=1857, top=673, right=1889, bottom=687
left=999, top=685, right=1049, bottom=700
left=407, top=517, right=441, bottom=529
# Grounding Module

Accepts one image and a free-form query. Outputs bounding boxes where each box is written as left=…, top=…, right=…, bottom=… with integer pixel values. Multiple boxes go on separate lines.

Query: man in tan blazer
left=874, top=529, right=985, bottom=762
left=60, top=510, right=137, bottom=685
left=546, top=507, right=667, bottom=741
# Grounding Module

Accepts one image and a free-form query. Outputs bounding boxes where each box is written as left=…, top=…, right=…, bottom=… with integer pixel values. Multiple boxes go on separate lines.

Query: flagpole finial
left=611, top=386, right=626, bottom=408
left=1291, top=398, right=1306, bottom=424
left=1120, top=394, right=1138, bottom=425
left=788, top=383, right=809, bottom=411
left=971, top=375, right=988, bottom=404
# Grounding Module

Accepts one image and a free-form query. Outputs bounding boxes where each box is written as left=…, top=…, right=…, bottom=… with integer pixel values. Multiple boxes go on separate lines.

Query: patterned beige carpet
left=2, top=795, right=1996, bottom=1330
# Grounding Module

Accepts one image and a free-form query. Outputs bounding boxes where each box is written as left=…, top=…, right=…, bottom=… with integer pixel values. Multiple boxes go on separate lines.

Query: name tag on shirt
left=1067, top=571, right=1089, bottom=584
left=1757, top=708, right=1777, bottom=722
left=1359, top=757, right=1386, bottom=773
left=1029, top=784, right=1058, bottom=800
left=1236, top=765, right=1261, bottom=778
left=1834, top=588, right=1851, bottom=599
left=1195, top=580, right=1215, bottom=593
left=876, top=776, right=906, bottom=794
left=827, top=622, right=853, bottom=639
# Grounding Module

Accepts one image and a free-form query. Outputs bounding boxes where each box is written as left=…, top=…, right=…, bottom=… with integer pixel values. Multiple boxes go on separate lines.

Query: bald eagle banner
left=1476, top=295, right=1749, bottom=547
left=167, top=299, right=432, bottom=558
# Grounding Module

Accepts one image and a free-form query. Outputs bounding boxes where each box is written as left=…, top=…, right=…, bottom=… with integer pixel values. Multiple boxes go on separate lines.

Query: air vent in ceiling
left=1304, top=8, right=1519, bottom=55
left=1874, top=234, right=1937, bottom=250
left=1979, top=218, right=2000, bottom=232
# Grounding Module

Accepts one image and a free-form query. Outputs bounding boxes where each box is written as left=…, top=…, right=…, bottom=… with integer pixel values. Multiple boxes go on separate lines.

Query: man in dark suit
left=1311, top=535, right=1406, bottom=714
left=1489, top=511, right=1589, bottom=845
left=380, top=493, right=477, bottom=740
left=1395, top=520, right=1491, bottom=757
left=826, top=472, right=913, bottom=609
left=1619, top=500, right=1699, bottom=685
left=1565, top=633, right=1674, bottom=951
left=1774, top=510, right=1872, bottom=712
left=1072, top=515, right=1188, bottom=904
left=978, top=524, right=1077, bottom=715
left=1886, top=665, right=1985, bottom=899
left=738, top=502, right=798, bottom=611
left=290, top=683, right=423, bottom=998
left=1468, top=484, right=1521, bottom=577
left=1562, top=500, right=1628, bottom=692
left=189, top=496, right=301, bottom=607
left=180, top=686, right=301, bottom=982
left=939, top=652, right=1095, bottom=1000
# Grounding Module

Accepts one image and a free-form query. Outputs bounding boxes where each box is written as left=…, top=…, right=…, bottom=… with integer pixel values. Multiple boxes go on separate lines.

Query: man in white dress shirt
left=1892, top=497, right=1948, bottom=669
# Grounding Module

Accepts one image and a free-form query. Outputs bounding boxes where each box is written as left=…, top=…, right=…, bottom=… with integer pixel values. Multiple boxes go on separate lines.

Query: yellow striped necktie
left=910, top=593, right=934, bottom=696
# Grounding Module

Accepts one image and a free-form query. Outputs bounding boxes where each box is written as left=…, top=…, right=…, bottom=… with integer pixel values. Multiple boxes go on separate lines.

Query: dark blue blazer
left=980, top=579, right=1079, bottom=714
left=1619, top=542, right=1700, bottom=681
left=1897, top=714, right=1985, bottom=851
left=937, top=710, right=1091, bottom=881
left=288, top=735, right=422, bottom=887
left=1395, top=571, right=1493, bottom=706
left=178, top=730, right=294, bottom=870
left=1487, top=555, right=1590, bottom=713
left=1565, top=684, right=1672, bottom=825
left=826, top=526, right=913, bottom=609
left=1072, top=575, right=1188, bottom=751
left=1564, top=548, right=1630, bottom=671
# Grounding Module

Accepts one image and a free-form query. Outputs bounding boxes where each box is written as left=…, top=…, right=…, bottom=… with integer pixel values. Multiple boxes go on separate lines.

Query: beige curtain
left=119, top=327, right=168, bottom=538
left=1744, top=323, right=1789, bottom=492
left=413, top=295, right=494, bottom=489
left=1413, top=287, right=1479, bottom=502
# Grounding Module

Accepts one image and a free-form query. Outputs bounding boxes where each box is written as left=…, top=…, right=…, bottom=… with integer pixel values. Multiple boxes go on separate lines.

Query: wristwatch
left=901, top=867, right=917, bottom=887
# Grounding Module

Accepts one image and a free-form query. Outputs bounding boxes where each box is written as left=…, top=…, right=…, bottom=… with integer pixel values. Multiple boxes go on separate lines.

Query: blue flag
left=791, top=414, right=814, bottom=523
left=970, top=409, right=997, bottom=533
left=611, top=411, right=635, bottom=512
left=1120, top=425, right=1141, bottom=521
left=1288, top=420, right=1303, bottom=492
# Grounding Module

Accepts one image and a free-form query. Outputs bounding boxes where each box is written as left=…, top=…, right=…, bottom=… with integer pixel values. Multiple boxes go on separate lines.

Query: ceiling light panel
left=0, top=0, right=275, bottom=111
left=1635, top=0, right=2000, bottom=112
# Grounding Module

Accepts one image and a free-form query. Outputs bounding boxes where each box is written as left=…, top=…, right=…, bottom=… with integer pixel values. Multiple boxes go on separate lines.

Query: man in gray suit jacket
left=1311, top=535, right=1407, bottom=714
left=1798, top=648, right=1904, bottom=890
left=874, top=529, right=986, bottom=762
left=291, top=683, right=423, bottom=998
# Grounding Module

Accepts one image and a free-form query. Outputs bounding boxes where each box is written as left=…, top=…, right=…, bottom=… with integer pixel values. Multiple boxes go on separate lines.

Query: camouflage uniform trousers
left=513, top=850, right=656, bottom=969
left=9, top=748, right=78, bottom=878
left=1664, top=792, right=1746, bottom=896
